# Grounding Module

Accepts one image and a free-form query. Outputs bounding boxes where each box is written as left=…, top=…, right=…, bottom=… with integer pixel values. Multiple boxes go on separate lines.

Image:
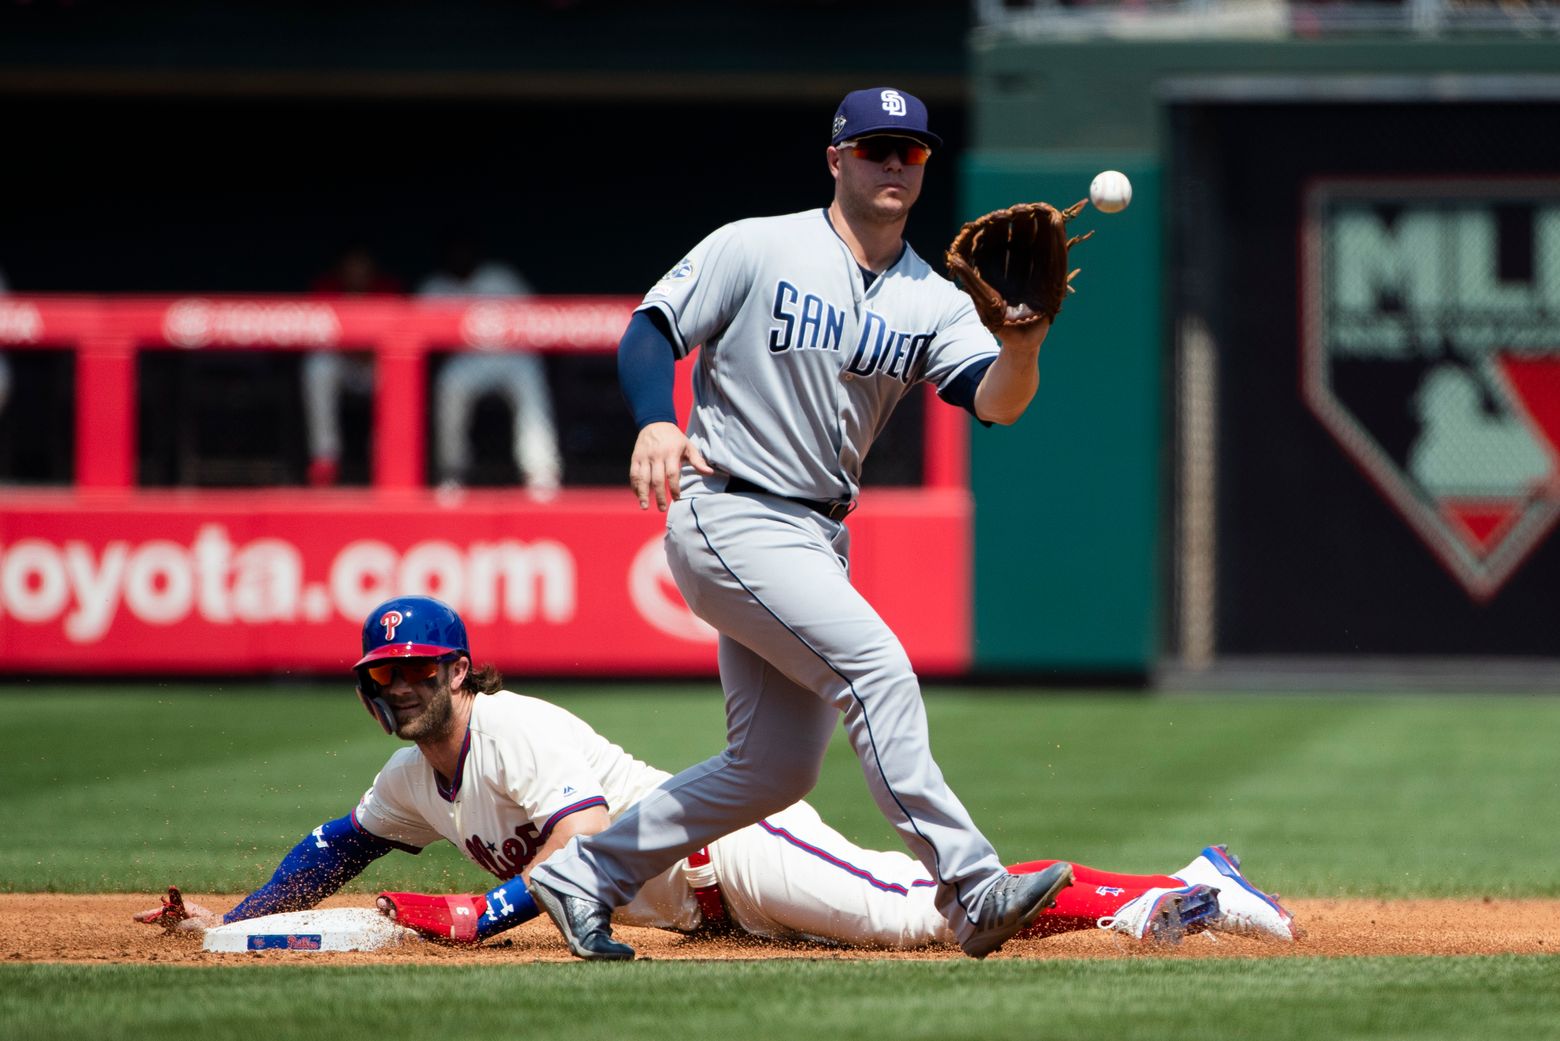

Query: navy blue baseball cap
left=830, top=87, right=941, bottom=149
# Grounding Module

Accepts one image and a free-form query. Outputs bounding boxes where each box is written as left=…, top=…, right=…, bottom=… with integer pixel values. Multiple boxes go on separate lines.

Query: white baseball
left=1089, top=170, right=1132, bottom=214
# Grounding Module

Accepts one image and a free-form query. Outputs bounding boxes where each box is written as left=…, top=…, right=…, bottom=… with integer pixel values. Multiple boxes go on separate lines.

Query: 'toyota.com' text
left=0, top=524, right=576, bottom=643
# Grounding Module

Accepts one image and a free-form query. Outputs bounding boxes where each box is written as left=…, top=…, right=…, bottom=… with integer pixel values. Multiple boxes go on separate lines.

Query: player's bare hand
left=132, top=885, right=219, bottom=932
left=629, top=421, right=713, bottom=512
left=996, top=317, right=1050, bottom=356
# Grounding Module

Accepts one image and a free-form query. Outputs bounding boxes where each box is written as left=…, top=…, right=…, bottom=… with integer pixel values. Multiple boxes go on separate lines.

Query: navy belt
left=724, top=476, right=856, bottom=521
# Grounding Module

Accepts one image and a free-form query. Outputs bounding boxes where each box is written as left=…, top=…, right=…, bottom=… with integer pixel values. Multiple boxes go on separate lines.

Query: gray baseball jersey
left=533, top=207, right=1017, bottom=952
left=638, top=207, right=999, bottom=501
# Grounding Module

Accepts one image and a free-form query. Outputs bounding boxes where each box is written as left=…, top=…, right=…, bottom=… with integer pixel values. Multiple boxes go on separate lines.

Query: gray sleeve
left=921, top=291, right=1001, bottom=391
left=638, top=222, right=756, bottom=358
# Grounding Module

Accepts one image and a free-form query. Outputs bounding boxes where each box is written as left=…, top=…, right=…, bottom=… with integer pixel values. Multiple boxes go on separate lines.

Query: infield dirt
left=4, top=895, right=1556, bottom=964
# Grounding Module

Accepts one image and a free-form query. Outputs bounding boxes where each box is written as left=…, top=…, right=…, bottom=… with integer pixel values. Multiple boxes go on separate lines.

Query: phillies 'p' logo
left=380, top=610, right=404, bottom=641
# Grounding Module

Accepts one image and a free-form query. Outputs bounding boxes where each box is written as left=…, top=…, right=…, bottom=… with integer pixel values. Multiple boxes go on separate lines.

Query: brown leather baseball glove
left=945, top=200, right=1093, bottom=334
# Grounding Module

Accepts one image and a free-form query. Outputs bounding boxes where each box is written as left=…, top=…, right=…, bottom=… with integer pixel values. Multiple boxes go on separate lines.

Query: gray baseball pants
left=530, top=489, right=1006, bottom=944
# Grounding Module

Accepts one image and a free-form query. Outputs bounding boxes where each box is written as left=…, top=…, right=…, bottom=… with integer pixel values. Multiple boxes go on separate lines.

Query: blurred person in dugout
left=0, top=267, right=10, bottom=420
left=0, top=266, right=11, bottom=420
left=420, top=232, right=562, bottom=500
left=303, top=243, right=405, bottom=487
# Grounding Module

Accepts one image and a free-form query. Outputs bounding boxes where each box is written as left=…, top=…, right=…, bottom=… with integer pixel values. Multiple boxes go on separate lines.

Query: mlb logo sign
left=1301, top=179, right=1560, bottom=601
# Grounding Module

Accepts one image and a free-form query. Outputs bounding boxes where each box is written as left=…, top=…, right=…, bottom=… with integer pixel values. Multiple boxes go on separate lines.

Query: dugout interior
left=3, top=91, right=963, bottom=491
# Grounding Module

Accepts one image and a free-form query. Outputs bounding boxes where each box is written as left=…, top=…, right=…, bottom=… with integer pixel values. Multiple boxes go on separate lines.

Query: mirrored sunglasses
left=365, top=659, right=442, bottom=686
left=841, top=136, right=932, bottom=166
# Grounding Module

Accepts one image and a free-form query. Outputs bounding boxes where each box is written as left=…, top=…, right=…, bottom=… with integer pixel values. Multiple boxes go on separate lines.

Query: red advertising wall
left=0, top=297, right=974, bottom=675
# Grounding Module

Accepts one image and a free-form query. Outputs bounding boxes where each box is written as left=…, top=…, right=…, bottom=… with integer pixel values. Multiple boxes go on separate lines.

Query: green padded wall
left=964, top=153, right=1162, bottom=673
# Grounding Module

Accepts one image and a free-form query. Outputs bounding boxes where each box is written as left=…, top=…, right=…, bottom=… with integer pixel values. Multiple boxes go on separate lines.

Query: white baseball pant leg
left=710, top=801, right=951, bottom=948
left=434, top=352, right=561, bottom=488
left=302, top=351, right=346, bottom=463
left=301, top=352, right=373, bottom=462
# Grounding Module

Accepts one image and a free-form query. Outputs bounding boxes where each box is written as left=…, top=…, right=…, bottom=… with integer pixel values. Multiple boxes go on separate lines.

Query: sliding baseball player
left=137, top=596, right=1296, bottom=950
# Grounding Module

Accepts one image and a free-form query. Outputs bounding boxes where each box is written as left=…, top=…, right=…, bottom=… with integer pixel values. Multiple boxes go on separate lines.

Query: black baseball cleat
left=527, top=876, right=636, bottom=961
left=960, top=861, right=1074, bottom=959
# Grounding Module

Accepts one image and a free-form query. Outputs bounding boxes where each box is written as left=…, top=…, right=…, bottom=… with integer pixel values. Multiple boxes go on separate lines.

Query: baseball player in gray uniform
left=528, top=87, right=1073, bottom=960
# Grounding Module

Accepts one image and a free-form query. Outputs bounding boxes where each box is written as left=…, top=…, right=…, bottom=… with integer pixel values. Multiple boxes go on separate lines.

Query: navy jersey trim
left=538, top=795, right=610, bottom=842
left=822, top=208, right=908, bottom=279
left=435, top=726, right=473, bottom=803
left=937, top=355, right=998, bottom=422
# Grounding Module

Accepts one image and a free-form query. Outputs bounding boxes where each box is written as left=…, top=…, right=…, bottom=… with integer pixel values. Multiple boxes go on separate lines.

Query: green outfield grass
left=1, top=683, right=1556, bottom=1041
left=3, top=957, right=1560, bottom=1041
left=0, top=684, right=1555, bottom=896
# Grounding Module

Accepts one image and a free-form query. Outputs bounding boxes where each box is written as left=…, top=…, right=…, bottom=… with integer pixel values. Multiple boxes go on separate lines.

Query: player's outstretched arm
left=220, top=816, right=396, bottom=923
left=973, top=320, right=1051, bottom=425
left=376, top=805, right=608, bottom=944
left=377, top=879, right=540, bottom=945
left=132, top=886, right=220, bottom=932
left=131, top=816, right=397, bottom=931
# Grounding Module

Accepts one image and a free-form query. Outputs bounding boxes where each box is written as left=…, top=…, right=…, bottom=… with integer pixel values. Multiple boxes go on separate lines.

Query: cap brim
left=353, top=643, right=461, bottom=669
left=835, top=125, right=942, bottom=149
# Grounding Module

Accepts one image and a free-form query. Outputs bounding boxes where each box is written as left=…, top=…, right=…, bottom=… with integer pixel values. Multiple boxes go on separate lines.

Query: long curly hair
left=459, top=660, right=504, bottom=695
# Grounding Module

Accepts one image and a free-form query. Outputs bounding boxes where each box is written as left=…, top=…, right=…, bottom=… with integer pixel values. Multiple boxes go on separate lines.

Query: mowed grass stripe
left=0, top=685, right=732, bottom=892
left=1214, top=696, right=1560, bottom=896
left=906, top=693, right=1373, bottom=879
left=825, top=692, right=1560, bottom=897
left=1, top=686, right=1556, bottom=896
left=0, top=687, right=389, bottom=890
left=2, top=957, right=1559, bottom=1041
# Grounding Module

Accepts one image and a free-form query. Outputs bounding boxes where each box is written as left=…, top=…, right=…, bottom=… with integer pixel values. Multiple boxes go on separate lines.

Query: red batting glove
left=376, top=891, right=487, bottom=944
left=133, top=885, right=191, bottom=929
